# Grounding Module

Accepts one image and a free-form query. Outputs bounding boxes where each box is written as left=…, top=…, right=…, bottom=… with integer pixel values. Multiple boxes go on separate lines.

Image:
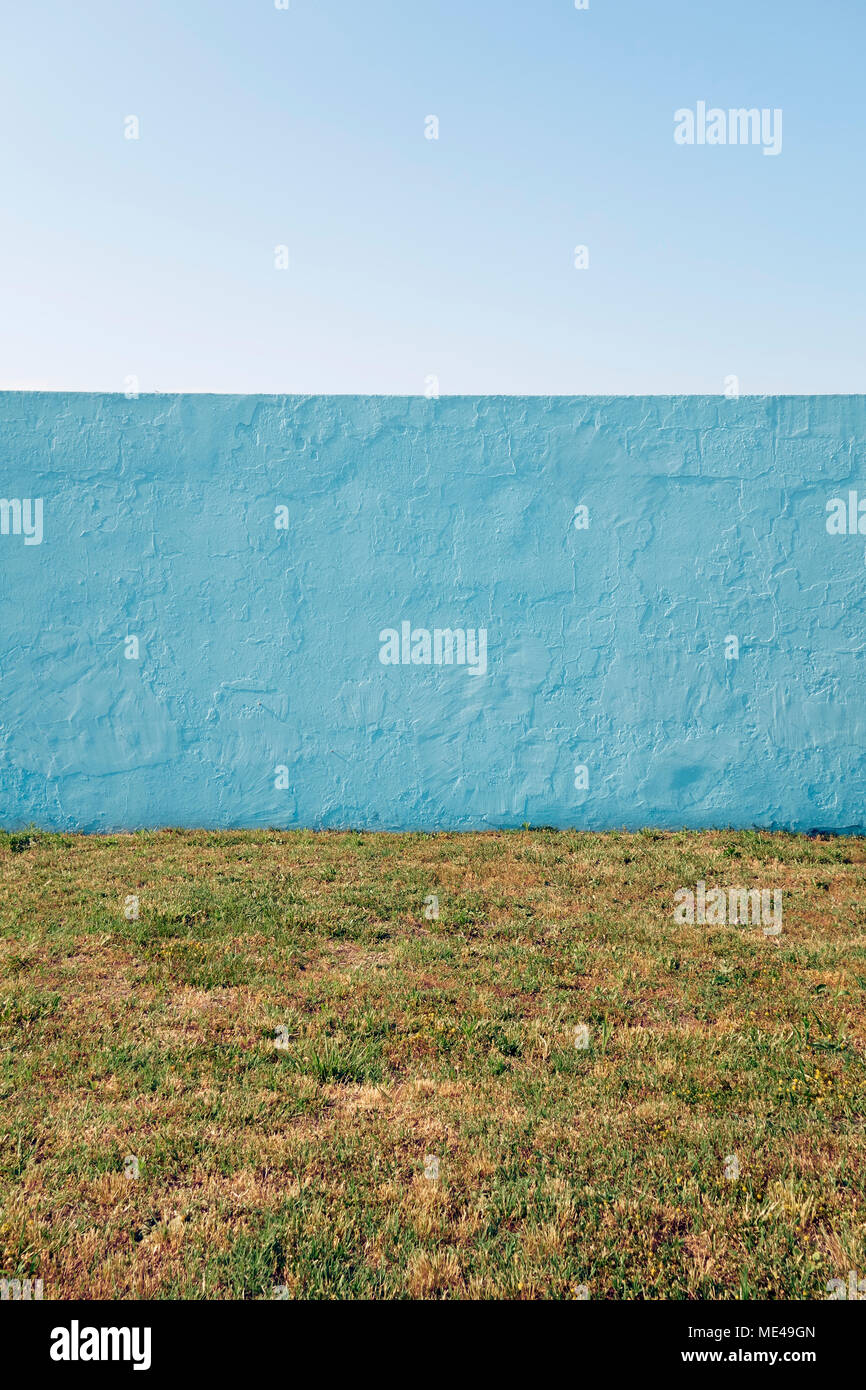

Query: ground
left=0, top=827, right=864, bottom=1300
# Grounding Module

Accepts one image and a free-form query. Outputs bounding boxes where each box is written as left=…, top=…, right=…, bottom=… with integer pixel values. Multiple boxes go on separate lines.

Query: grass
left=0, top=826, right=864, bottom=1300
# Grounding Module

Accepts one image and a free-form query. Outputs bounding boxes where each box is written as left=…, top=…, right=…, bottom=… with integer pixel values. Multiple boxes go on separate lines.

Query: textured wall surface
left=0, top=392, right=863, bottom=832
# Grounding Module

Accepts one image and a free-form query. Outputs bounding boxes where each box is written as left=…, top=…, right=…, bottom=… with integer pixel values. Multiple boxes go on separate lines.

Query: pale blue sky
left=1, top=0, right=863, bottom=393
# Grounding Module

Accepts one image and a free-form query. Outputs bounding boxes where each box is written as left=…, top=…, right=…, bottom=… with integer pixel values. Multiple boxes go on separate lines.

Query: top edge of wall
left=1, top=391, right=866, bottom=402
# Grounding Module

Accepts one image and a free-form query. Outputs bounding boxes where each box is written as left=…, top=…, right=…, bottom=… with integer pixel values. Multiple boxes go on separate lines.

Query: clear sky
left=1, top=0, right=863, bottom=394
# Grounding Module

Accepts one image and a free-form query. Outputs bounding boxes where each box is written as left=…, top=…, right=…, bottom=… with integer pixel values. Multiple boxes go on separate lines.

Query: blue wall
left=1, top=393, right=863, bottom=832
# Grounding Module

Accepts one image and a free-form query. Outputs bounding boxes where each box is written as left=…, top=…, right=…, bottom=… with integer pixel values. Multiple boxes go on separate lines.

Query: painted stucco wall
left=0, top=392, right=863, bottom=832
